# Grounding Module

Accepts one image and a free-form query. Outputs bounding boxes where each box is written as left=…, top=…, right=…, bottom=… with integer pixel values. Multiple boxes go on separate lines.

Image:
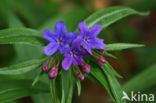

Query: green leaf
left=55, top=73, right=63, bottom=102
left=105, top=61, right=122, bottom=78
left=85, top=6, right=149, bottom=29
left=7, top=10, right=43, bottom=63
left=0, top=80, right=48, bottom=103
left=66, top=69, right=73, bottom=103
left=32, top=72, right=44, bottom=86
left=31, top=93, right=52, bottom=103
left=105, top=43, right=144, bottom=51
left=50, top=79, right=59, bottom=103
left=87, top=58, right=125, bottom=103
left=75, top=78, right=81, bottom=96
left=104, top=52, right=117, bottom=59
left=123, top=64, right=156, bottom=94
left=0, top=57, right=48, bottom=75
left=101, top=66, right=126, bottom=103
left=0, top=28, right=44, bottom=46
left=87, top=63, right=114, bottom=101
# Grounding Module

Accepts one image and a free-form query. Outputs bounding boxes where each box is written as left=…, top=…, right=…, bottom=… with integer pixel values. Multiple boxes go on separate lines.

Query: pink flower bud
left=48, top=66, right=58, bottom=79
left=78, top=74, right=85, bottom=80
left=42, top=60, right=50, bottom=72
left=100, top=50, right=107, bottom=54
left=81, top=62, right=90, bottom=74
left=75, top=68, right=85, bottom=81
left=97, top=57, right=106, bottom=66
left=48, top=60, right=58, bottom=79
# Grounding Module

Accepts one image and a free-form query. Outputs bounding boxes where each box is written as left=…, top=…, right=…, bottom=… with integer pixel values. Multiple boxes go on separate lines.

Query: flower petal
left=58, top=44, right=69, bottom=54
left=55, top=21, right=67, bottom=34
left=89, top=24, right=102, bottom=37
left=90, top=38, right=106, bottom=49
left=73, top=56, right=83, bottom=65
left=72, top=36, right=82, bottom=48
left=44, top=42, right=59, bottom=56
left=79, top=49, right=90, bottom=56
left=83, top=43, right=92, bottom=55
left=78, top=22, right=88, bottom=36
left=64, top=32, right=77, bottom=44
left=43, top=29, right=57, bottom=42
left=62, top=56, right=73, bottom=71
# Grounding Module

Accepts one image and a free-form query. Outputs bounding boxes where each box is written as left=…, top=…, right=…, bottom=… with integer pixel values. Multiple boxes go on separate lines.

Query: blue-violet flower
left=43, top=21, right=77, bottom=56
left=62, top=41, right=87, bottom=70
left=75, top=22, right=106, bottom=54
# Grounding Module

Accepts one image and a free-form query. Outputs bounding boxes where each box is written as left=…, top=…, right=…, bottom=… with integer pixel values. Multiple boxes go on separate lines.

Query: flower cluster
left=42, top=21, right=107, bottom=80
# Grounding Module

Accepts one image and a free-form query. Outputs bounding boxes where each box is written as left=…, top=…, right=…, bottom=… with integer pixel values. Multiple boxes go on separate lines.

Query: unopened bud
left=97, top=57, right=106, bottom=66
left=78, top=74, right=85, bottom=80
left=81, top=62, right=90, bottom=74
left=100, top=50, right=107, bottom=54
left=42, top=60, right=50, bottom=72
left=75, top=68, right=85, bottom=81
left=48, top=60, right=58, bottom=79
left=48, top=66, right=58, bottom=79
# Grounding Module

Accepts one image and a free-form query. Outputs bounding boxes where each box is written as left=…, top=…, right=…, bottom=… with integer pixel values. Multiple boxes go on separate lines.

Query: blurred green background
left=0, top=0, right=155, bottom=103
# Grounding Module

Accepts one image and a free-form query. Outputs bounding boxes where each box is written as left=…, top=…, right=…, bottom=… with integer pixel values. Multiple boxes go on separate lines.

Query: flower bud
left=100, top=50, right=107, bottom=54
left=78, top=73, right=85, bottom=81
left=97, top=57, right=106, bottom=66
left=75, top=68, right=85, bottom=80
left=48, top=66, right=58, bottom=79
left=48, top=60, right=58, bottom=79
left=42, top=60, right=50, bottom=72
left=81, top=62, right=90, bottom=74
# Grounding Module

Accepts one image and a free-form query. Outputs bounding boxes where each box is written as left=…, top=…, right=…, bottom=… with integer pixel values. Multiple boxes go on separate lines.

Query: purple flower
left=43, top=21, right=77, bottom=56
left=75, top=22, right=106, bottom=54
left=62, top=41, right=87, bottom=71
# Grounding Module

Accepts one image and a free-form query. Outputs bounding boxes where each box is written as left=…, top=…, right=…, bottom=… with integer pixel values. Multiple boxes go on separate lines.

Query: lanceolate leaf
left=105, top=61, right=122, bottom=78
left=0, top=57, right=48, bottom=75
left=85, top=6, right=149, bottom=29
left=87, top=58, right=125, bottom=103
left=50, top=80, right=58, bottom=103
left=66, top=69, right=73, bottom=103
left=87, top=63, right=115, bottom=101
left=0, top=80, right=48, bottom=103
left=0, top=28, right=44, bottom=46
left=105, top=43, right=144, bottom=51
left=123, top=64, right=156, bottom=94
left=7, top=10, right=44, bottom=63
left=75, top=78, right=81, bottom=96
left=101, top=66, right=126, bottom=103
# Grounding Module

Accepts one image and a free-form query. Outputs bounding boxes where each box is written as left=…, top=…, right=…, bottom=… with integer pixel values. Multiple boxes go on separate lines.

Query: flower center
left=84, top=38, right=88, bottom=42
left=71, top=51, right=76, bottom=56
left=57, top=39, right=63, bottom=44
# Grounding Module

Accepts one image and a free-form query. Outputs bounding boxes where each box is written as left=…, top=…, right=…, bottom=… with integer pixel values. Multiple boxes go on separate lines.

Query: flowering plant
left=42, top=21, right=106, bottom=79
left=0, top=3, right=150, bottom=103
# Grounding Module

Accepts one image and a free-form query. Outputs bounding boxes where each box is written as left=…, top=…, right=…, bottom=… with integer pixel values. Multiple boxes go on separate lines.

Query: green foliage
left=85, top=6, right=149, bottom=29
left=75, top=78, right=81, bottom=96
left=105, top=43, right=144, bottom=51
left=0, top=57, right=48, bottom=75
left=101, top=65, right=125, bottom=103
left=0, top=28, right=44, bottom=46
left=87, top=60, right=125, bottom=103
left=123, top=64, right=156, bottom=94
left=0, top=80, right=48, bottom=103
